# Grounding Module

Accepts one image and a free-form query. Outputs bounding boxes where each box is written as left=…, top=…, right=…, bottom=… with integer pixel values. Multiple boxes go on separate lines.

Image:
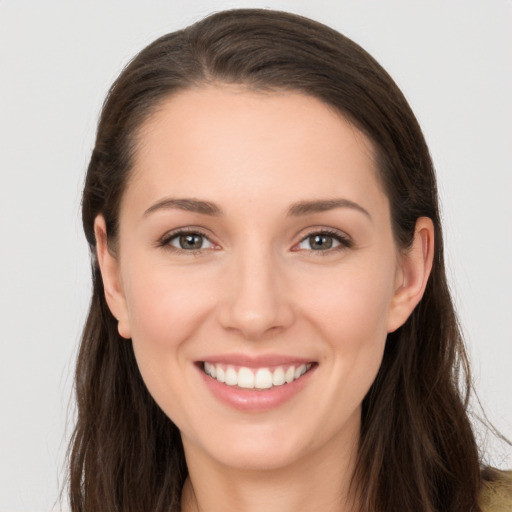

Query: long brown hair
left=70, top=9, right=483, bottom=511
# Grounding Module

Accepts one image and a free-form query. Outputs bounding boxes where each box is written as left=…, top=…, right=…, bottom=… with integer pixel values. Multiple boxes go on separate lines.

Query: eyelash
left=157, top=228, right=353, bottom=255
left=158, top=228, right=217, bottom=255
left=295, top=229, right=353, bottom=255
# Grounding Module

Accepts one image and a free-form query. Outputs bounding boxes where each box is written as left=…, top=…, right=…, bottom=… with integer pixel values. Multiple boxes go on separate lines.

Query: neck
left=180, top=425, right=360, bottom=512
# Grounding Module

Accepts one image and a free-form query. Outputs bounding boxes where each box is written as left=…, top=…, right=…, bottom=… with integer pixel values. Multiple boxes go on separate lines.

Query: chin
left=183, top=414, right=342, bottom=474
left=209, top=441, right=304, bottom=472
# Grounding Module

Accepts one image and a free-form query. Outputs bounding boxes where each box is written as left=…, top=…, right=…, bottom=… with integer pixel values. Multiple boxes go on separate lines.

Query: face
left=97, top=85, right=428, bottom=474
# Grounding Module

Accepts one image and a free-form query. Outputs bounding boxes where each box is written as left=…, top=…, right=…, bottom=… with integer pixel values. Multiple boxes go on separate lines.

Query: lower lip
left=198, top=365, right=316, bottom=412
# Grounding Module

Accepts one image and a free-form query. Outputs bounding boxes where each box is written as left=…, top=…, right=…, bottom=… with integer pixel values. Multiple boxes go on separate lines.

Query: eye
left=161, top=230, right=216, bottom=252
left=295, top=230, right=352, bottom=252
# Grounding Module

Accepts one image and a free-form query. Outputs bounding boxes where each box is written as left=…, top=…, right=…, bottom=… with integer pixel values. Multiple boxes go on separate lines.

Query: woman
left=69, top=8, right=511, bottom=512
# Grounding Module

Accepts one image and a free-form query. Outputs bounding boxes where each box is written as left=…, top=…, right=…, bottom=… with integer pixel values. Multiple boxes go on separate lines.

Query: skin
left=95, top=85, right=434, bottom=512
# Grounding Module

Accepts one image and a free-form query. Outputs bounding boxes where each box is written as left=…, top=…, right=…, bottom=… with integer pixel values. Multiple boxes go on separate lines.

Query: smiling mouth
left=200, top=362, right=315, bottom=390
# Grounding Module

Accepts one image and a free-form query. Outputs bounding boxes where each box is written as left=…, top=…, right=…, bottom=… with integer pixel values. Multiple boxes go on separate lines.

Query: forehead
left=135, top=84, right=376, bottom=164
left=123, top=85, right=386, bottom=219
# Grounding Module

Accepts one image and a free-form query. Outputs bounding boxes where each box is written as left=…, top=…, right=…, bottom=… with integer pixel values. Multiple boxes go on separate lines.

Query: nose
left=217, top=246, right=295, bottom=341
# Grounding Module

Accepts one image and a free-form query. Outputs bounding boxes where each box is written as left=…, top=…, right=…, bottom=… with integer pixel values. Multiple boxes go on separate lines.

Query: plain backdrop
left=1, top=1, right=511, bottom=511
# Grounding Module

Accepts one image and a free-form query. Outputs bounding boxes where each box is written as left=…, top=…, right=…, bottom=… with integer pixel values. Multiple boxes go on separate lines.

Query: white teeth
left=203, top=362, right=312, bottom=389
left=238, top=367, right=255, bottom=389
left=294, top=364, right=307, bottom=379
left=272, top=367, right=285, bottom=386
left=204, top=362, right=216, bottom=378
left=254, top=368, right=273, bottom=389
left=225, top=367, right=237, bottom=386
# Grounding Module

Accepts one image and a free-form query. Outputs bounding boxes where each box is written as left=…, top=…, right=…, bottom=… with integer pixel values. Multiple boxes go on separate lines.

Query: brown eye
left=296, top=231, right=351, bottom=252
left=308, top=234, right=335, bottom=250
left=179, top=233, right=204, bottom=250
left=166, top=231, right=215, bottom=251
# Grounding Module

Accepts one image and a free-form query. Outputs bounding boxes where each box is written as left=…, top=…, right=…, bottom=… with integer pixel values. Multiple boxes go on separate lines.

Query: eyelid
left=293, top=227, right=353, bottom=253
left=157, top=227, right=219, bottom=253
left=156, top=225, right=353, bottom=254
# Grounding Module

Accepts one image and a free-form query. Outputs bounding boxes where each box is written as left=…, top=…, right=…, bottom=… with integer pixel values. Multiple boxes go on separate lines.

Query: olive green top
left=480, top=470, right=512, bottom=512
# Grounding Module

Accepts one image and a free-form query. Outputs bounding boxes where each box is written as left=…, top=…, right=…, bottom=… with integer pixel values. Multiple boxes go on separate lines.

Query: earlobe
left=94, top=216, right=132, bottom=339
left=387, top=217, right=435, bottom=333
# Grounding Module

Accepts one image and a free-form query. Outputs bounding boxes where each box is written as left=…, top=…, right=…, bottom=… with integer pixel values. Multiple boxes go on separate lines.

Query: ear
left=387, top=217, right=435, bottom=333
left=94, top=215, right=132, bottom=339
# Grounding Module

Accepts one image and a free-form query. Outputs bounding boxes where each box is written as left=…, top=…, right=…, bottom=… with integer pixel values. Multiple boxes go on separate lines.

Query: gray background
left=1, top=1, right=511, bottom=510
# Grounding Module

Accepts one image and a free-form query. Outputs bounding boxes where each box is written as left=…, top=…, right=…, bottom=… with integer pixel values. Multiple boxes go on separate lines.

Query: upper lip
left=197, top=353, right=316, bottom=368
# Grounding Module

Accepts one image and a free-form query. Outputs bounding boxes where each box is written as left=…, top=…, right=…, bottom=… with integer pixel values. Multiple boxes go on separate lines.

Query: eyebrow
left=287, top=198, right=371, bottom=219
left=143, top=198, right=222, bottom=217
left=143, top=197, right=371, bottom=220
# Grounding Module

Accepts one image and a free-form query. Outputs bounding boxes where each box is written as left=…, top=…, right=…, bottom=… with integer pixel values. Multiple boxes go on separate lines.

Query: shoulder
left=480, top=468, right=512, bottom=512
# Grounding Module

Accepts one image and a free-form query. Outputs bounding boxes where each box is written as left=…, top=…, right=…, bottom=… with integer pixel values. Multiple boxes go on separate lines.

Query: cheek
left=119, top=271, right=215, bottom=438
left=304, top=261, right=396, bottom=345
left=120, top=265, right=215, bottom=413
left=299, top=259, right=395, bottom=396
left=124, top=264, right=213, bottom=348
